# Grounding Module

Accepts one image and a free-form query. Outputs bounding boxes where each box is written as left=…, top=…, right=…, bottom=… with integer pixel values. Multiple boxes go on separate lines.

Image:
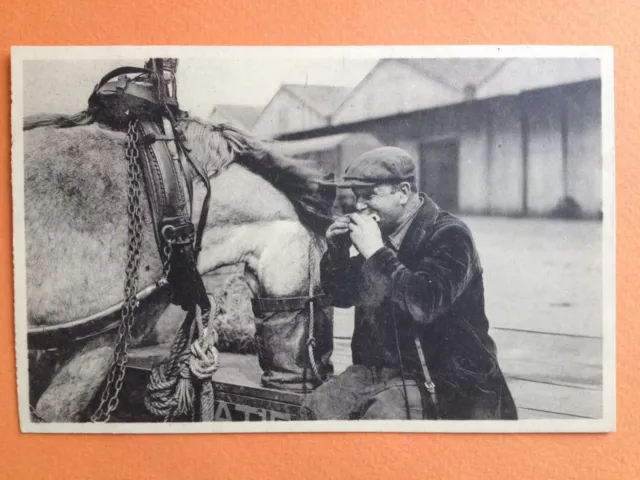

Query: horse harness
left=27, top=59, right=217, bottom=422
left=28, top=58, right=327, bottom=423
left=88, top=59, right=213, bottom=311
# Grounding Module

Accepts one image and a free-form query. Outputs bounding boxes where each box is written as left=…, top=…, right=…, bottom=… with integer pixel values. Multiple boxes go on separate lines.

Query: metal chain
left=162, top=242, right=173, bottom=280
left=91, top=119, right=144, bottom=423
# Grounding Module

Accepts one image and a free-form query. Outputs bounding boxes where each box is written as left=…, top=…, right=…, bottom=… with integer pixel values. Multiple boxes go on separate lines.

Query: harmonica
left=347, top=213, right=380, bottom=223
left=341, top=213, right=380, bottom=224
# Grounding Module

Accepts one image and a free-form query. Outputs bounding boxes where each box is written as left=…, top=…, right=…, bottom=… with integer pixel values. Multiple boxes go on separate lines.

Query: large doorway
left=419, top=139, right=460, bottom=211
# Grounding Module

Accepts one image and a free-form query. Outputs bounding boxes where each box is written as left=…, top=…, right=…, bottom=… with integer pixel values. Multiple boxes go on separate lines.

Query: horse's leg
left=196, top=221, right=334, bottom=391
left=29, top=349, right=63, bottom=413
left=34, top=332, right=116, bottom=422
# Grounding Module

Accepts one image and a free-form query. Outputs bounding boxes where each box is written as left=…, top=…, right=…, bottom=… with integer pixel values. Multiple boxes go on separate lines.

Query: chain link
left=162, top=242, right=173, bottom=280
left=91, top=119, right=144, bottom=423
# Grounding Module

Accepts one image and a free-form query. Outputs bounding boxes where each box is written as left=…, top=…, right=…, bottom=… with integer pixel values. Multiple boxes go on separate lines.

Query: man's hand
left=326, top=216, right=352, bottom=248
left=348, top=213, right=385, bottom=259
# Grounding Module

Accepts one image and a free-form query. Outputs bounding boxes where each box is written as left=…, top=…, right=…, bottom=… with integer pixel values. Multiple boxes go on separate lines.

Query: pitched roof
left=390, top=57, right=600, bottom=98
left=209, top=104, right=263, bottom=130
left=475, top=58, right=601, bottom=98
left=397, top=58, right=509, bottom=93
left=282, top=84, right=352, bottom=116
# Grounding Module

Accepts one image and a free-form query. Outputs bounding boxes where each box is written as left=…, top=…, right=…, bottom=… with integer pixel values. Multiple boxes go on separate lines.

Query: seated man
left=301, top=147, right=517, bottom=420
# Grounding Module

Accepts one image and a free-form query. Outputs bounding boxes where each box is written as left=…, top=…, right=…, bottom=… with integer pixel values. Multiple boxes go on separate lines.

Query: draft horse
left=23, top=63, right=336, bottom=422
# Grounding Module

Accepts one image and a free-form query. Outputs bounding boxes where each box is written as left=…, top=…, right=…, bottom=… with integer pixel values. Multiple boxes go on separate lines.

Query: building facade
left=269, top=58, right=603, bottom=219
left=252, top=84, right=350, bottom=138
left=328, top=79, right=601, bottom=218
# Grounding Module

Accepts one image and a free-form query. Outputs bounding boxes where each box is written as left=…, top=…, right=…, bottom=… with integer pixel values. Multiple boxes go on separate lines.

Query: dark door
left=419, top=139, right=460, bottom=211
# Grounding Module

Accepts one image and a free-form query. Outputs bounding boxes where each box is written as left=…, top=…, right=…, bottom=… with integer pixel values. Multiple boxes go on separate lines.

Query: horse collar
left=133, top=117, right=211, bottom=312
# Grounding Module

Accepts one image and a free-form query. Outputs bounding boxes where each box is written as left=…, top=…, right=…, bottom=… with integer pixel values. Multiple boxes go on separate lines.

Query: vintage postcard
left=11, top=45, right=615, bottom=434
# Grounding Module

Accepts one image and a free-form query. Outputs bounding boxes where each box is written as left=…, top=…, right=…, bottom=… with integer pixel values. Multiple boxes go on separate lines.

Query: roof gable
left=331, top=59, right=462, bottom=124
left=389, top=57, right=600, bottom=98
left=209, top=104, right=263, bottom=130
left=331, top=57, right=602, bottom=125
left=476, top=58, right=601, bottom=98
left=282, top=84, right=351, bottom=116
left=398, top=58, right=509, bottom=92
left=251, top=86, right=332, bottom=137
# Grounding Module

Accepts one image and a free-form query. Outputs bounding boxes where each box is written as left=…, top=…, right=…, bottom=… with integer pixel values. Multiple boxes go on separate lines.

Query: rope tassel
left=174, top=375, right=195, bottom=417
left=144, top=303, right=220, bottom=421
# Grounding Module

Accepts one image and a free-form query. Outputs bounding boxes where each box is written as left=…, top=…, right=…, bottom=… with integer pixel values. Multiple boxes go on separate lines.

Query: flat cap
left=327, top=146, right=417, bottom=188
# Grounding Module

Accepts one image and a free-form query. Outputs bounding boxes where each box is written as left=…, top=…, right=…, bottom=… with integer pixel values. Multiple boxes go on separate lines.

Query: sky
left=21, top=57, right=379, bottom=119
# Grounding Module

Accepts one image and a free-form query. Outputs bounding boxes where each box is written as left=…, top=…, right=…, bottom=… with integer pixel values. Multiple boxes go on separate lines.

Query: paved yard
left=464, top=215, right=602, bottom=337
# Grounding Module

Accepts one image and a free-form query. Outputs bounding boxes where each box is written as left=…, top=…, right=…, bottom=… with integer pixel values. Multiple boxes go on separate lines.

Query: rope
left=144, top=300, right=220, bottom=421
left=144, top=312, right=193, bottom=420
left=146, top=236, right=322, bottom=420
left=190, top=302, right=219, bottom=422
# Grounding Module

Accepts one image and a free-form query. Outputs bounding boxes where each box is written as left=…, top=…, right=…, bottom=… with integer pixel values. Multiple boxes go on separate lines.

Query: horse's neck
left=197, top=164, right=324, bottom=298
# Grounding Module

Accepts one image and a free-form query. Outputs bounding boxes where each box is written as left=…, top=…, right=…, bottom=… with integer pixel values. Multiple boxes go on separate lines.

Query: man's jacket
left=320, top=195, right=518, bottom=419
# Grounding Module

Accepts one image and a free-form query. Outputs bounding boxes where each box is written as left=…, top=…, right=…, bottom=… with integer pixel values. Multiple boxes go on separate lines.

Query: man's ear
left=400, top=182, right=412, bottom=204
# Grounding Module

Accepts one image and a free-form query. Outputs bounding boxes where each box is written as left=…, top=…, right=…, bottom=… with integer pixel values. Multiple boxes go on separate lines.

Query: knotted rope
left=145, top=299, right=220, bottom=422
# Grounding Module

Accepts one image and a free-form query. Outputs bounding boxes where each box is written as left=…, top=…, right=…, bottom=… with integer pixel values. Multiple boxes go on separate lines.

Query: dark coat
left=320, top=195, right=518, bottom=420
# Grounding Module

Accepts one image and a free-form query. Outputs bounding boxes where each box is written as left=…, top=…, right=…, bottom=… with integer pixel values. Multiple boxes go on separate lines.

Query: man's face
left=351, top=183, right=409, bottom=233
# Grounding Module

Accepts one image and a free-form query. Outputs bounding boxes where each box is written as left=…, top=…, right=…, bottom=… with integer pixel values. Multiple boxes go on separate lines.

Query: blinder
left=88, top=60, right=212, bottom=314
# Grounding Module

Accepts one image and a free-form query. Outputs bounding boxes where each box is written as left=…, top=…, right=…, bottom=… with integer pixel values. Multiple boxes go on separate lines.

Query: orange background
left=0, top=1, right=633, bottom=478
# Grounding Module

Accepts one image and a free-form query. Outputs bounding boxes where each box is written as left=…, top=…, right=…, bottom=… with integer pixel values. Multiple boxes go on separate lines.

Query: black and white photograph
left=11, top=46, right=615, bottom=433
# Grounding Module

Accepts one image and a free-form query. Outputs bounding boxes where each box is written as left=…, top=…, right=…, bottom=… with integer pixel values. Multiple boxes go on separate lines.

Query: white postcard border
left=11, top=45, right=616, bottom=434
